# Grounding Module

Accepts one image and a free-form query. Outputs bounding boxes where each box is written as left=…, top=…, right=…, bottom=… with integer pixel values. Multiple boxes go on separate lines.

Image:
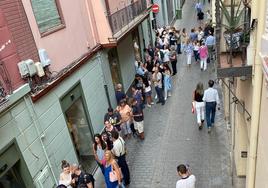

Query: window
left=31, top=0, right=65, bottom=36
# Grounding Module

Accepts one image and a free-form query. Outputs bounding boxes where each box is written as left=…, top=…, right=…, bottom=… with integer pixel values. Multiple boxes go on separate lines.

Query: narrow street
left=95, top=0, right=232, bottom=188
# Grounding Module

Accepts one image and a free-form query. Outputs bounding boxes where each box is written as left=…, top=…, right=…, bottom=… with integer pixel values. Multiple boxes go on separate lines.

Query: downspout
left=23, top=96, right=58, bottom=184
left=246, top=0, right=264, bottom=187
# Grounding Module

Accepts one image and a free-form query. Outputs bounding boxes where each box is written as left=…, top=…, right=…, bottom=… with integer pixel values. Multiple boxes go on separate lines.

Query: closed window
left=31, top=0, right=65, bottom=35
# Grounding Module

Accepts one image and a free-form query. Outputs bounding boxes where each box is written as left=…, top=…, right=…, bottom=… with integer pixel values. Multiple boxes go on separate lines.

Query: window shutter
left=31, top=0, right=62, bottom=33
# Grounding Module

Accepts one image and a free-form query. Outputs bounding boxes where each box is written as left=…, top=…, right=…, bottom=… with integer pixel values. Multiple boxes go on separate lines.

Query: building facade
left=214, top=0, right=268, bottom=187
left=0, top=0, right=153, bottom=187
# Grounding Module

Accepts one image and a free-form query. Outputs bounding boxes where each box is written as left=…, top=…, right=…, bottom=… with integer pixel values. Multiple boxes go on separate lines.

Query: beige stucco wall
left=21, top=0, right=96, bottom=71
left=255, top=78, right=268, bottom=188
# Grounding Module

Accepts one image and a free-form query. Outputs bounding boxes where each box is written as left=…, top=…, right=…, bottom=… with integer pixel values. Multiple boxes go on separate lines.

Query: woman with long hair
left=59, top=160, right=73, bottom=188
left=92, top=134, right=107, bottom=175
left=193, top=82, right=205, bottom=129
left=104, top=150, right=123, bottom=188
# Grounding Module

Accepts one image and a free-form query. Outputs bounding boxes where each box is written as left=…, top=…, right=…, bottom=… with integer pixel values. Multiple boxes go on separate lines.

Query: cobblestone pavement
left=95, top=0, right=233, bottom=187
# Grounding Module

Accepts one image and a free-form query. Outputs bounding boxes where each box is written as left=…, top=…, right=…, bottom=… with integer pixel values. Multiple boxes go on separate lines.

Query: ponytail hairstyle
left=61, top=160, right=70, bottom=169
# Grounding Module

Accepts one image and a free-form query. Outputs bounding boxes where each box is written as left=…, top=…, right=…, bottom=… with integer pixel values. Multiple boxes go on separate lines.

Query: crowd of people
left=57, top=1, right=219, bottom=187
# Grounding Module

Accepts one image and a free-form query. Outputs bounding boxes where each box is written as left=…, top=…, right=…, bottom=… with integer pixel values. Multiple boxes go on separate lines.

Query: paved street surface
left=95, top=0, right=233, bottom=187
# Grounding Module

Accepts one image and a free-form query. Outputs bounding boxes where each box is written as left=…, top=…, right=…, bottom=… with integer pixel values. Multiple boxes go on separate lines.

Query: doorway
left=0, top=162, right=26, bottom=188
left=61, top=84, right=95, bottom=172
left=108, top=48, right=122, bottom=87
left=0, top=143, right=33, bottom=188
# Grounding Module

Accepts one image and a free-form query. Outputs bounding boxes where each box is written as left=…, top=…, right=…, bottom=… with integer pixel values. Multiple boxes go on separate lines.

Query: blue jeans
left=177, top=43, right=181, bottom=54
left=205, top=102, right=216, bottom=128
left=155, top=86, right=164, bottom=104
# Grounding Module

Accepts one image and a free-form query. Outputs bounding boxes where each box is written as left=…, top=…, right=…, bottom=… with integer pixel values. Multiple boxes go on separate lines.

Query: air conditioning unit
left=24, top=59, right=37, bottom=77
left=35, top=62, right=45, bottom=77
left=18, top=61, right=29, bottom=77
left=38, top=49, right=51, bottom=67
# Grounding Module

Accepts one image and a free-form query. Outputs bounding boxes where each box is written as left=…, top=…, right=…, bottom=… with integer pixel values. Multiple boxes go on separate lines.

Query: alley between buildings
left=95, top=0, right=232, bottom=187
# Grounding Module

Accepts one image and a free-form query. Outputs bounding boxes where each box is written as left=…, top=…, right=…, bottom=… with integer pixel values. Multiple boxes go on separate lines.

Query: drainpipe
left=23, top=96, right=58, bottom=184
left=246, top=0, right=264, bottom=187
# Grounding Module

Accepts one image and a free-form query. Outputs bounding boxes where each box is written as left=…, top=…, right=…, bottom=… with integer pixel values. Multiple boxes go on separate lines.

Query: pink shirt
left=199, top=45, right=208, bottom=59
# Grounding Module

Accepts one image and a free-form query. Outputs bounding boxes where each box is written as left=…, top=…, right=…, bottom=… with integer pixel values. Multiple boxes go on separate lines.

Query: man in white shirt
left=176, top=164, right=196, bottom=188
left=202, top=80, right=220, bottom=133
left=111, top=131, right=130, bottom=186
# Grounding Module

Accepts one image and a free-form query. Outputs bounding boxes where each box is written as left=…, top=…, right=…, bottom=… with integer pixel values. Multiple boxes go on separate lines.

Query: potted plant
left=219, top=0, right=246, bottom=49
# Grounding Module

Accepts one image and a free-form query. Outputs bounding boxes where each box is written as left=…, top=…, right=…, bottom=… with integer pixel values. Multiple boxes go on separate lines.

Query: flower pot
left=223, top=31, right=243, bottom=49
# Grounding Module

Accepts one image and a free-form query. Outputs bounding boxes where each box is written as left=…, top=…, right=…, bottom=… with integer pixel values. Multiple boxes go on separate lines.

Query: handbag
left=109, top=168, right=118, bottom=182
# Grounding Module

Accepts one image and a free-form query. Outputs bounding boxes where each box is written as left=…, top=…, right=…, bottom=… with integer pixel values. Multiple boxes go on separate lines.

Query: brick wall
left=0, top=0, right=39, bottom=62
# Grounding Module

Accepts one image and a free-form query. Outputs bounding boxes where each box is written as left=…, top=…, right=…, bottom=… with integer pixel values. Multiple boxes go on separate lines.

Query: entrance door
left=61, top=84, right=95, bottom=172
left=108, top=48, right=122, bottom=87
left=0, top=143, right=33, bottom=188
left=0, top=162, right=26, bottom=188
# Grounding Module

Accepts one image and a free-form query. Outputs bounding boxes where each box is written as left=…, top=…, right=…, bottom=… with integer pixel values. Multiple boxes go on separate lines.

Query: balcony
left=217, top=45, right=252, bottom=78
left=215, top=0, right=252, bottom=78
left=107, top=0, right=149, bottom=37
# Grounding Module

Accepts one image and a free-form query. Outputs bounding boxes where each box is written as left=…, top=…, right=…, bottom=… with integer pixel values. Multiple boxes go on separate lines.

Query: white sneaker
left=150, top=102, right=155, bottom=105
left=147, top=104, right=152, bottom=108
left=155, top=95, right=158, bottom=100
left=168, top=93, right=172, bottom=97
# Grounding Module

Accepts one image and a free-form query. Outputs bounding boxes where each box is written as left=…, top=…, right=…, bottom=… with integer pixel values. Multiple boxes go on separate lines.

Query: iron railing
left=108, top=0, right=148, bottom=34
left=0, top=62, right=12, bottom=105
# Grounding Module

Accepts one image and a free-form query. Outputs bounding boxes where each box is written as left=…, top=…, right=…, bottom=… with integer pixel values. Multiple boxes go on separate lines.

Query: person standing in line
left=111, top=131, right=130, bottom=186
left=116, top=100, right=132, bottom=139
left=199, top=42, right=208, bottom=71
left=152, top=66, right=165, bottom=105
left=176, top=164, right=196, bottom=188
left=163, top=64, right=172, bottom=101
left=92, top=134, right=106, bottom=175
left=193, top=41, right=200, bottom=63
left=175, top=29, right=182, bottom=54
left=184, top=40, right=194, bottom=69
left=131, top=85, right=143, bottom=109
left=143, top=74, right=154, bottom=107
left=181, top=28, right=188, bottom=51
left=170, top=46, right=178, bottom=75
left=160, top=45, right=170, bottom=64
left=115, top=84, right=127, bottom=105
left=193, top=83, right=205, bottom=130
left=205, top=31, right=215, bottom=63
left=197, top=27, right=204, bottom=43
left=103, top=150, right=123, bottom=188
left=59, top=160, right=73, bottom=188
left=131, top=98, right=145, bottom=140
left=189, top=28, right=198, bottom=42
left=104, top=107, right=122, bottom=132
left=72, top=165, right=95, bottom=188
left=202, top=80, right=220, bottom=133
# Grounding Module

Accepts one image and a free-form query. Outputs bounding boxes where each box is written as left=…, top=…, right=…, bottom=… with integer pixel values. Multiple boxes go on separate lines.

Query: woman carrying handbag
left=104, top=150, right=124, bottom=188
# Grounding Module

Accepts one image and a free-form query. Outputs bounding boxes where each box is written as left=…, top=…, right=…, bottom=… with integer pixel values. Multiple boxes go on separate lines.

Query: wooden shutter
left=31, top=0, right=63, bottom=33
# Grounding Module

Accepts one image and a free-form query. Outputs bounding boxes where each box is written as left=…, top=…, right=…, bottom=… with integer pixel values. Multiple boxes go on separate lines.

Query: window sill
left=40, top=24, right=66, bottom=38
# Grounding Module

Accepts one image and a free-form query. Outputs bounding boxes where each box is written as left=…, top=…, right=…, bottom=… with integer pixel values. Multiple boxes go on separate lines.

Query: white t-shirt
left=176, top=175, right=196, bottom=188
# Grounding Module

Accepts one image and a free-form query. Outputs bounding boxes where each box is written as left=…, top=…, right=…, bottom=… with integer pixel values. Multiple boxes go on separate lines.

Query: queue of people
left=57, top=5, right=217, bottom=187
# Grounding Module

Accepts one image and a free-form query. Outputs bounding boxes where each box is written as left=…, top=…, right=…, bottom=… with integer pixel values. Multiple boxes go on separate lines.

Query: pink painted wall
left=88, top=0, right=112, bottom=44
left=21, top=0, right=97, bottom=72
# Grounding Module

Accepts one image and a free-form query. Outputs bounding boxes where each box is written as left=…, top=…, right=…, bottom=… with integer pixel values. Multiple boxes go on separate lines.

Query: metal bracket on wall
left=220, top=78, right=251, bottom=121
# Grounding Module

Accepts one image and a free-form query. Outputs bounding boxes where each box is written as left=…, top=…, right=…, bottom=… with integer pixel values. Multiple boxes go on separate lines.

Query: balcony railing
left=108, top=0, right=148, bottom=34
left=215, top=0, right=252, bottom=78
